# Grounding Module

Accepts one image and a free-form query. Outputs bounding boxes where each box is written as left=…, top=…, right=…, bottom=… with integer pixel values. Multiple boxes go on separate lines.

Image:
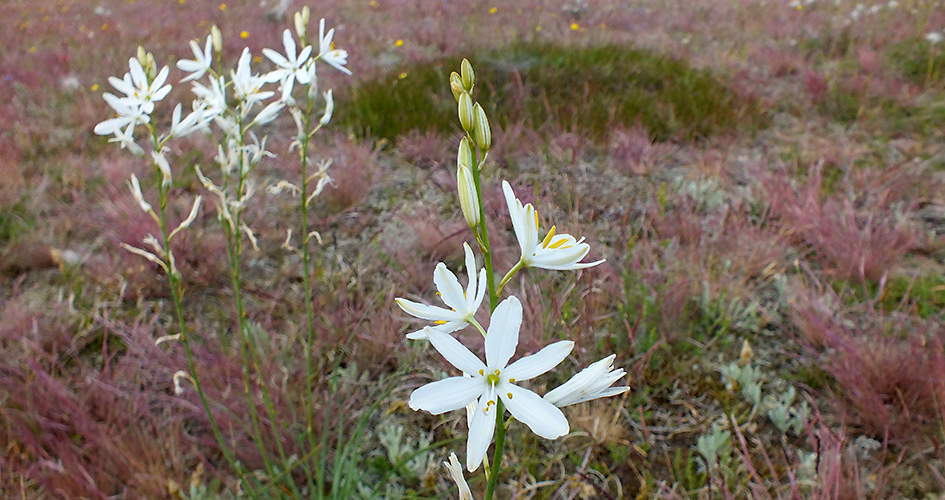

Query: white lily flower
left=232, top=48, right=274, bottom=107
left=192, top=75, right=227, bottom=117
left=108, top=58, right=171, bottom=114
left=263, top=29, right=313, bottom=100
left=151, top=150, right=172, bottom=188
left=543, top=354, right=630, bottom=407
left=409, top=296, right=573, bottom=472
left=108, top=123, right=144, bottom=156
left=443, top=452, right=474, bottom=500
left=317, top=18, right=352, bottom=75
left=396, top=242, right=486, bottom=339
left=95, top=92, right=150, bottom=137
left=169, top=102, right=210, bottom=138
left=177, top=35, right=213, bottom=83
left=502, top=180, right=605, bottom=271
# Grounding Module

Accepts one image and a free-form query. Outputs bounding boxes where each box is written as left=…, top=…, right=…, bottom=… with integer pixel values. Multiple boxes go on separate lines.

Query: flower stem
left=470, top=137, right=497, bottom=313
left=496, top=261, right=523, bottom=298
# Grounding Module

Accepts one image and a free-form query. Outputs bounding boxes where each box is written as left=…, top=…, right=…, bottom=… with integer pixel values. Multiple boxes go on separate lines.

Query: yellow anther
left=507, top=392, right=513, bottom=399
left=494, top=369, right=500, bottom=376
left=540, top=225, right=557, bottom=248
left=549, top=238, right=570, bottom=250
left=479, top=369, right=484, bottom=375
left=434, top=320, right=447, bottom=325
left=533, top=210, right=539, bottom=229
left=508, top=378, right=515, bottom=383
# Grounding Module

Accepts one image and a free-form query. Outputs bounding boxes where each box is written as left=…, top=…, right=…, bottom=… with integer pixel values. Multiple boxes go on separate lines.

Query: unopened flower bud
left=294, top=6, right=310, bottom=39
left=457, top=136, right=472, bottom=170
left=472, top=103, right=491, bottom=151
left=460, top=58, right=475, bottom=92
left=211, top=25, right=223, bottom=53
left=450, top=81, right=464, bottom=103
left=449, top=72, right=463, bottom=101
left=458, top=92, right=474, bottom=132
left=457, top=163, right=479, bottom=229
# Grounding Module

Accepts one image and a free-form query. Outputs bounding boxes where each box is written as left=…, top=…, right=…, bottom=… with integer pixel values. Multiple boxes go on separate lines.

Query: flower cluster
left=94, top=10, right=349, bottom=269
left=396, top=60, right=628, bottom=497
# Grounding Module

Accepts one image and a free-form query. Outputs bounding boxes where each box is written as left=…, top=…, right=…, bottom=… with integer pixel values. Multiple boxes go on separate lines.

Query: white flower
left=396, top=242, right=486, bottom=340
left=192, top=75, right=227, bottom=117
left=443, top=452, right=473, bottom=500
left=927, top=31, right=943, bottom=45
left=263, top=29, right=313, bottom=100
left=152, top=150, right=172, bottom=188
left=107, top=123, right=144, bottom=156
left=232, top=48, right=274, bottom=107
left=409, top=296, right=573, bottom=472
left=317, top=18, right=352, bottom=75
left=543, top=354, right=629, bottom=407
left=107, top=57, right=171, bottom=114
left=94, top=92, right=150, bottom=136
left=502, top=180, right=605, bottom=271
left=177, top=35, right=213, bottom=82
left=169, top=102, right=210, bottom=138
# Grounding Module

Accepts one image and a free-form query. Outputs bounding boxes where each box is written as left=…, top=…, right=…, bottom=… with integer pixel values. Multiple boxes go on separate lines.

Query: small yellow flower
left=219, top=3, right=227, bottom=11
left=570, top=23, right=580, bottom=31
left=489, top=6, right=497, bottom=13
left=101, top=23, right=109, bottom=30
left=179, top=0, right=185, bottom=4
left=91, top=83, right=99, bottom=91
left=369, top=0, right=377, bottom=5
left=535, top=25, right=542, bottom=32
left=395, top=39, right=404, bottom=47
left=240, top=30, right=249, bottom=38
left=253, top=56, right=261, bottom=63
left=29, top=46, right=36, bottom=53
left=398, top=72, right=408, bottom=79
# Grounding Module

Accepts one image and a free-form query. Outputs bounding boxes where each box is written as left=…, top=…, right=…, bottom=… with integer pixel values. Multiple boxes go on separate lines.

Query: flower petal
left=434, top=262, right=467, bottom=313
left=484, top=296, right=522, bottom=369
left=499, top=383, right=569, bottom=439
left=426, top=327, right=487, bottom=376
left=466, top=393, right=497, bottom=472
left=502, top=181, right=530, bottom=256
left=409, top=376, right=485, bottom=415
left=504, top=340, right=573, bottom=382
left=395, top=298, right=462, bottom=322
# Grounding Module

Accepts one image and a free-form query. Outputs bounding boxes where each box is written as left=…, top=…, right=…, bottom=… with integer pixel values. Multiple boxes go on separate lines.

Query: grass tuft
left=341, top=43, right=765, bottom=144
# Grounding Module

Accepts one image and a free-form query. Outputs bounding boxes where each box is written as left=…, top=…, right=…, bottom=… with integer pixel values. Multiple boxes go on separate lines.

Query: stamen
left=540, top=226, right=557, bottom=248
left=507, top=392, right=513, bottom=399
left=508, top=378, right=515, bottom=383
left=549, top=237, right=571, bottom=250
left=494, top=369, right=500, bottom=376
left=533, top=210, right=539, bottom=229
left=479, top=369, right=484, bottom=376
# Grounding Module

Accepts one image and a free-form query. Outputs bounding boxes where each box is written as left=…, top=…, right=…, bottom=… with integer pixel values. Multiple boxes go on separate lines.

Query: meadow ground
left=1, top=0, right=945, bottom=498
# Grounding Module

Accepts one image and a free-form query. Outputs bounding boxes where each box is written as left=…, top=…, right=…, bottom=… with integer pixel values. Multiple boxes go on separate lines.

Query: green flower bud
left=457, top=163, right=480, bottom=228
left=449, top=72, right=463, bottom=101
left=472, top=103, right=491, bottom=151
left=458, top=92, right=474, bottom=132
left=457, top=136, right=472, bottom=170
left=211, top=25, right=223, bottom=54
left=461, top=58, right=475, bottom=92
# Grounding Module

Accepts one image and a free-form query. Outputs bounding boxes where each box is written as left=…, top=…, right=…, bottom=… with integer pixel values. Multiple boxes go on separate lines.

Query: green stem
left=299, top=93, right=321, bottom=494
left=484, top=398, right=507, bottom=500
left=470, top=137, right=497, bottom=313
left=496, top=261, right=524, bottom=298
left=151, top=158, right=253, bottom=492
